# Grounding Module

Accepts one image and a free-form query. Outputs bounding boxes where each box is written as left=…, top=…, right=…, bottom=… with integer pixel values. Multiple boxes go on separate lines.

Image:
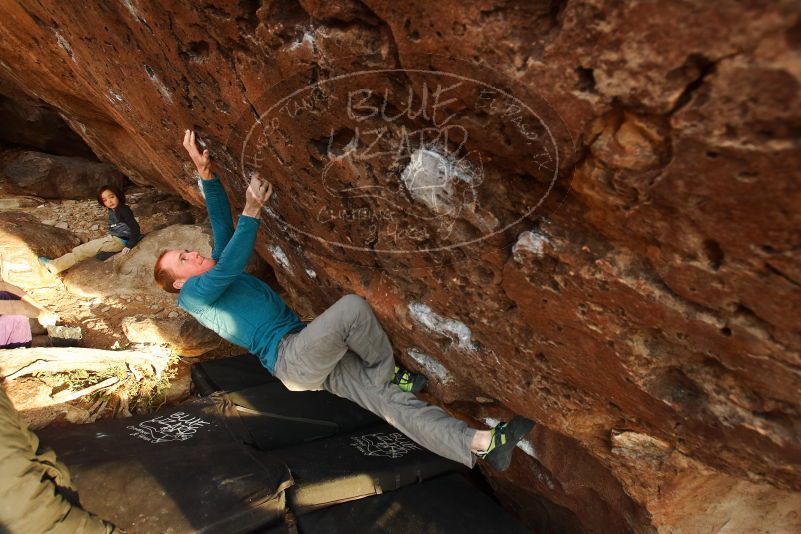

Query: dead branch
left=0, top=347, right=170, bottom=381
left=51, top=376, right=120, bottom=403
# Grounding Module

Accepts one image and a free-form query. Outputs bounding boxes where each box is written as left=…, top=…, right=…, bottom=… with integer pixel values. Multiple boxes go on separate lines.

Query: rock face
left=0, top=77, right=96, bottom=158
left=0, top=211, right=80, bottom=288
left=121, top=315, right=221, bottom=357
left=1, top=2, right=800, bottom=532
left=1, top=149, right=127, bottom=199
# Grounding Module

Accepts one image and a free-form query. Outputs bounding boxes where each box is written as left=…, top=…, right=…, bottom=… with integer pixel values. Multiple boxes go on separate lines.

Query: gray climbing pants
left=273, top=294, right=477, bottom=468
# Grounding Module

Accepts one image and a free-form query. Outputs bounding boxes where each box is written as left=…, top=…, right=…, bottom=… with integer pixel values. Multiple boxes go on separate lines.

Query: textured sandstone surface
left=121, top=314, right=221, bottom=356
left=0, top=1, right=799, bottom=532
left=0, top=76, right=96, bottom=158
left=1, top=148, right=127, bottom=199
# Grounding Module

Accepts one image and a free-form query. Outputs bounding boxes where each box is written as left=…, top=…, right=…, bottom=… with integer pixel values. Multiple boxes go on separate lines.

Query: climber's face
left=160, top=249, right=216, bottom=289
left=100, top=189, right=119, bottom=209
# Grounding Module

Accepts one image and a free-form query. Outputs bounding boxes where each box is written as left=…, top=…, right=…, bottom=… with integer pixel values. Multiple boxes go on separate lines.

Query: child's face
left=101, top=190, right=119, bottom=209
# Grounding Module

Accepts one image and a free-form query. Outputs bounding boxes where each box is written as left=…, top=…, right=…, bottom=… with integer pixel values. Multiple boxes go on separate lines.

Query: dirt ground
left=1, top=182, right=242, bottom=428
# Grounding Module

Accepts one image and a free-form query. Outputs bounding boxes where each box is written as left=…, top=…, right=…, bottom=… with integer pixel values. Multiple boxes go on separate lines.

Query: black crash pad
left=261, top=422, right=464, bottom=515
left=227, top=382, right=381, bottom=450
left=191, top=353, right=278, bottom=395
left=36, top=394, right=292, bottom=534
left=297, top=473, right=530, bottom=533
left=251, top=520, right=299, bottom=534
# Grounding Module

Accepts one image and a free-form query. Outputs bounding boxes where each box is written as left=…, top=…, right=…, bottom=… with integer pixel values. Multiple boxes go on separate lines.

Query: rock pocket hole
left=575, top=67, right=596, bottom=93
left=310, top=128, right=356, bottom=157
left=649, top=367, right=709, bottom=415
left=186, top=40, right=210, bottom=61
left=702, top=239, right=724, bottom=270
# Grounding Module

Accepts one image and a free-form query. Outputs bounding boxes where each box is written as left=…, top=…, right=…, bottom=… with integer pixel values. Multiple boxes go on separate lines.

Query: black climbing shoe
left=477, top=416, right=535, bottom=471
left=95, top=251, right=117, bottom=261
left=391, top=365, right=427, bottom=393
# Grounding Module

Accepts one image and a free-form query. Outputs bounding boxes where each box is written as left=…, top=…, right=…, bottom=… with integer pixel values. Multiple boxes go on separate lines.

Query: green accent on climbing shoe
left=478, top=425, right=498, bottom=458
left=390, top=366, right=427, bottom=393
left=391, top=367, right=415, bottom=392
left=478, top=421, right=511, bottom=458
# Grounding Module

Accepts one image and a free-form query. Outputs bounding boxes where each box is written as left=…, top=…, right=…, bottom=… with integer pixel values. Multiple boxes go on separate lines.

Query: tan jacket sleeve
left=0, top=386, right=116, bottom=533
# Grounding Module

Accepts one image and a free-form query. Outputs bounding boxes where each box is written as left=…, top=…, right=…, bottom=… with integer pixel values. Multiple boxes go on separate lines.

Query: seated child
left=40, top=185, right=142, bottom=274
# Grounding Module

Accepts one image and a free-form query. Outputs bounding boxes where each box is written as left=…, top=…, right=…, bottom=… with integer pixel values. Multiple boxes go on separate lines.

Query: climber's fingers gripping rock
left=183, top=129, right=212, bottom=180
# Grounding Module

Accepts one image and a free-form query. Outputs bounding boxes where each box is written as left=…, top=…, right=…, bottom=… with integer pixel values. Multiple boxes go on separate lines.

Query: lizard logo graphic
left=350, top=431, right=422, bottom=459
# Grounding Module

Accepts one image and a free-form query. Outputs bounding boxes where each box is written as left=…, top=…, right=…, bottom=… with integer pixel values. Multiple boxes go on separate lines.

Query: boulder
left=122, top=315, right=220, bottom=357
left=1, top=149, right=127, bottom=199
left=62, top=223, right=212, bottom=298
left=0, top=1, right=799, bottom=532
left=0, top=77, right=95, bottom=158
left=0, top=211, right=80, bottom=288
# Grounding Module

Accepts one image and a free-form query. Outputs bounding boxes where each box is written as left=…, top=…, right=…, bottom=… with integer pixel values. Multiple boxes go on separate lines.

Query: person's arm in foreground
left=182, top=129, right=233, bottom=259
left=0, top=281, right=58, bottom=325
left=185, top=175, right=273, bottom=304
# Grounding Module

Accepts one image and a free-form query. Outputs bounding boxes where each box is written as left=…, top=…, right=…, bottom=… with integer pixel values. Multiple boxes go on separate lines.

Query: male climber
left=153, top=130, right=533, bottom=470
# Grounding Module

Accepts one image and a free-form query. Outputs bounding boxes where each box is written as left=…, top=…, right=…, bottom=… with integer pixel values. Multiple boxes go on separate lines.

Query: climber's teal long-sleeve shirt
left=178, top=175, right=304, bottom=372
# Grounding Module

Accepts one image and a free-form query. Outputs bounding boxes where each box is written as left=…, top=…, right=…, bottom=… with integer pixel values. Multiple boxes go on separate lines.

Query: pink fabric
left=0, top=315, right=32, bottom=348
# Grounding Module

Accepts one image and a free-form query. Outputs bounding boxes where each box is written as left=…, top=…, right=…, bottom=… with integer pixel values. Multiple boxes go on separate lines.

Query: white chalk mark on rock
left=144, top=64, right=173, bottom=103
left=513, top=230, right=549, bottom=261
left=54, top=31, right=75, bottom=62
left=196, top=176, right=206, bottom=200
left=121, top=0, right=140, bottom=19
left=611, top=430, right=671, bottom=461
left=268, top=244, right=292, bottom=273
left=517, top=438, right=537, bottom=458
left=305, top=267, right=317, bottom=279
left=408, top=349, right=452, bottom=384
left=408, top=302, right=476, bottom=350
left=288, top=32, right=315, bottom=51
left=401, top=148, right=481, bottom=216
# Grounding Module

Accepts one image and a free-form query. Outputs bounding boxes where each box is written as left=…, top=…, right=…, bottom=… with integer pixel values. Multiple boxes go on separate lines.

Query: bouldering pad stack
left=228, top=382, right=381, bottom=450
left=36, top=394, right=291, bottom=533
left=190, top=353, right=278, bottom=395
left=185, top=355, right=530, bottom=532
left=264, top=422, right=465, bottom=514
left=192, top=355, right=383, bottom=450
left=30, top=356, right=531, bottom=532
left=297, top=473, right=531, bottom=533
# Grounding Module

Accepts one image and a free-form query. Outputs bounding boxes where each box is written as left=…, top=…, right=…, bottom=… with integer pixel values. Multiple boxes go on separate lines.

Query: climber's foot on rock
left=391, top=365, right=427, bottom=393
left=477, top=416, right=535, bottom=471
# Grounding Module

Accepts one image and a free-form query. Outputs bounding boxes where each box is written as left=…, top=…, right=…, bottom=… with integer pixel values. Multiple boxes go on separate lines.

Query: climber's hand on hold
left=182, top=129, right=212, bottom=180
left=243, top=173, right=272, bottom=218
